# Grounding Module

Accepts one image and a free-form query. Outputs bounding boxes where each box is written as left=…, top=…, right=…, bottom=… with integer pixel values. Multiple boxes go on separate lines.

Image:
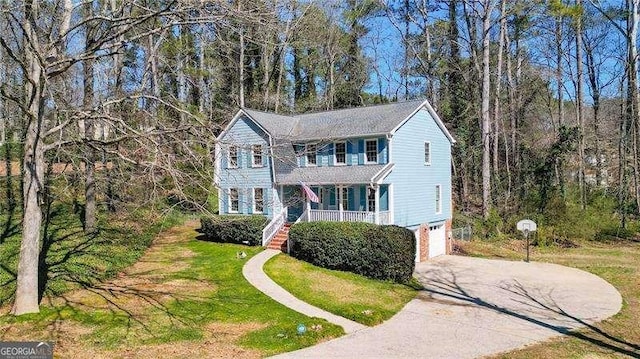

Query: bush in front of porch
left=200, top=215, right=267, bottom=246
left=288, top=222, right=415, bottom=283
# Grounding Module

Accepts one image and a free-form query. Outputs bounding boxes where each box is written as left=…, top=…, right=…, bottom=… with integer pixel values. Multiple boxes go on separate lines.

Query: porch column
left=306, top=197, right=311, bottom=222
left=374, top=185, right=380, bottom=224
left=338, top=186, right=344, bottom=221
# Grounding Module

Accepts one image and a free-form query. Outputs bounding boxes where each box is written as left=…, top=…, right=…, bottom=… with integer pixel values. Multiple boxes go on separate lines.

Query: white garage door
left=428, top=224, right=446, bottom=258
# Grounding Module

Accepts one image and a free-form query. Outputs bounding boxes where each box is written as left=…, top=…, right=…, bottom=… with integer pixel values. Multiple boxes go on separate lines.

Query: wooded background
left=1, top=0, right=640, bottom=314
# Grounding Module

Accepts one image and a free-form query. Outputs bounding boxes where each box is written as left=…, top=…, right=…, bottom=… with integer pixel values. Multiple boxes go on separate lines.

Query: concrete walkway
left=267, top=255, right=623, bottom=359
left=242, top=249, right=367, bottom=334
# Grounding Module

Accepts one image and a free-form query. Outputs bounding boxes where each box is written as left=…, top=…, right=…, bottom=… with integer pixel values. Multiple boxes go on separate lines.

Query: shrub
left=288, top=222, right=416, bottom=283
left=200, top=215, right=267, bottom=246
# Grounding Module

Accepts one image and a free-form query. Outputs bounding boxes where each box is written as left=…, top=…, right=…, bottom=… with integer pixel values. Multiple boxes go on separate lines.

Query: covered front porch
left=281, top=184, right=391, bottom=225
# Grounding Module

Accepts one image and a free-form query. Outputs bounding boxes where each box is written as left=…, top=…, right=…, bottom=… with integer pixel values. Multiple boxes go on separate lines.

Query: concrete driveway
left=273, top=256, right=622, bottom=359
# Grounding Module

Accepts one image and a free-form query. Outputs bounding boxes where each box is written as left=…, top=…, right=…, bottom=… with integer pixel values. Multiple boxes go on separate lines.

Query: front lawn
left=0, top=221, right=343, bottom=357
left=457, top=238, right=640, bottom=358
left=264, top=254, right=420, bottom=326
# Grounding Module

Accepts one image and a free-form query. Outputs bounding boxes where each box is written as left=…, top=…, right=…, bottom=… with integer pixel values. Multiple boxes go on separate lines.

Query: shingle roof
left=273, top=161, right=392, bottom=185
left=293, top=100, right=424, bottom=140
left=243, top=99, right=426, bottom=141
left=241, top=109, right=297, bottom=138
left=226, top=100, right=453, bottom=185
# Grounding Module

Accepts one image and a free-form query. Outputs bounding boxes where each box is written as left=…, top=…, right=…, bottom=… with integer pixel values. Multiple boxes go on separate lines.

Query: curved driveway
left=270, top=255, right=622, bottom=359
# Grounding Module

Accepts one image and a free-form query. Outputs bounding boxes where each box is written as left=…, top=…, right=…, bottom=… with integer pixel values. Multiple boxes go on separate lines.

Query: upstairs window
left=334, top=142, right=346, bottom=165
left=252, top=145, right=263, bottom=167
left=229, top=188, right=239, bottom=213
left=306, top=144, right=317, bottom=166
left=424, top=142, right=431, bottom=165
left=253, top=188, right=264, bottom=213
left=228, top=145, right=238, bottom=168
left=365, top=139, right=378, bottom=164
left=435, top=184, right=442, bottom=214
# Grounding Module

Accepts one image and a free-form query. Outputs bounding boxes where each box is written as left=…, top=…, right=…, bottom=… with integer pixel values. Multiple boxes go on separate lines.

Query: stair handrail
left=262, top=207, right=288, bottom=246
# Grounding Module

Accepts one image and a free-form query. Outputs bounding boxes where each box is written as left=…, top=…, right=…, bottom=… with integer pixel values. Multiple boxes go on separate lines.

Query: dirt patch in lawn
left=52, top=322, right=265, bottom=359
left=46, top=220, right=206, bottom=314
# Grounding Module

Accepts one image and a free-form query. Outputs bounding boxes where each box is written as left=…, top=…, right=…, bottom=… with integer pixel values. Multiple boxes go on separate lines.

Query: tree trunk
left=632, top=0, right=640, bottom=213
left=492, top=0, right=506, bottom=195
left=481, top=0, right=494, bottom=219
left=556, top=14, right=565, bottom=129
left=238, top=1, right=245, bottom=108
left=83, top=8, right=96, bottom=233
left=575, top=0, right=586, bottom=209
left=12, top=1, right=44, bottom=314
left=584, top=33, right=602, bottom=186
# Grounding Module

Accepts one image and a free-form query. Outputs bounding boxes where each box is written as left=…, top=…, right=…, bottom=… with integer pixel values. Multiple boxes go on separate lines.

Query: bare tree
left=0, top=0, right=181, bottom=315
left=480, top=0, right=496, bottom=218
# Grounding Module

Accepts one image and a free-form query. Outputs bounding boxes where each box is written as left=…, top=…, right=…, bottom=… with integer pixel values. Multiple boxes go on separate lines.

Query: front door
left=282, top=186, right=304, bottom=222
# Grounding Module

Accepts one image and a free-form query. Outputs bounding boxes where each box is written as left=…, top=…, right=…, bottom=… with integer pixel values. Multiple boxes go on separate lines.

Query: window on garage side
left=424, top=141, right=431, bottom=165
left=435, top=184, right=442, bottom=214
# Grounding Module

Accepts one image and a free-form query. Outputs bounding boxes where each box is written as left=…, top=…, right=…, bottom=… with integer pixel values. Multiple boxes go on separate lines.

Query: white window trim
left=305, top=144, right=317, bottom=167
left=228, top=188, right=239, bottom=213
left=424, top=141, right=431, bottom=166
left=251, top=144, right=263, bottom=168
left=253, top=188, right=264, bottom=214
left=227, top=145, right=238, bottom=168
left=435, top=184, right=442, bottom=214
left=364, top=138, right=378, bottom=164
left=334, top=141, right=347, bottom=166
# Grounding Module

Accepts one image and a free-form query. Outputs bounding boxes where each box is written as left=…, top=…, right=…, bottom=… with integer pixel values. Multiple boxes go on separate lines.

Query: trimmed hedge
left=288, top=221, right=416, bottom=283
left=200, top=215, right=267, bottom=246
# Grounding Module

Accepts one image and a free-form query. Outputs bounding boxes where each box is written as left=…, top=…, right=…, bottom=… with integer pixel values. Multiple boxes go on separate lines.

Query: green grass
left=0, top=219, right=344, bottom=357
left=458, top=238, right=640, bottom=358
left=169, top=241, right=344, bottom=354
left=264, top=254, right=419, bottom=326
left=0, top=203, right=184, bottom=306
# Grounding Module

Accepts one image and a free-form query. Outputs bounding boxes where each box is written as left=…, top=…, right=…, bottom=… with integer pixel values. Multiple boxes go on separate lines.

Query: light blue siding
left=385, top=108, right=452, bottom=227
left=218, top=116, right=274, bottom=217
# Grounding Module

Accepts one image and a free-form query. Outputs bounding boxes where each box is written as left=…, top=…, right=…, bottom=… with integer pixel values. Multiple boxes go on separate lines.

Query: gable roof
left=292, top=100, right=425, bottom=140
left=231, top=99, right=455, bottom=143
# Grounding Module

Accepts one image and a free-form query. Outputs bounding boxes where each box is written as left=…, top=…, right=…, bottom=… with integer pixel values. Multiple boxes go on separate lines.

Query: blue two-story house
left=214, top=99, right=455, bottom=261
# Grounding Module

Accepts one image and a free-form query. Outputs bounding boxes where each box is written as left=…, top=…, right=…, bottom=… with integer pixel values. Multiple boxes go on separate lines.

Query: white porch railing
left=308, top=210, right=391, bottom=225
left=296, top=209, right=308, bottom=223
left=262, top=207, right=287, bottom=246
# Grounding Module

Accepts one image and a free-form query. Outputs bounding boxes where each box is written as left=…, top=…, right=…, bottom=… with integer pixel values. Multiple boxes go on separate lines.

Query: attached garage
left=428, top=224, right=446, bottom=258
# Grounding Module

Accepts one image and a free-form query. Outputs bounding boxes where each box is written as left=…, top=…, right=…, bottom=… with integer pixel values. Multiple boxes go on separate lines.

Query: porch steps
left=267, top=223, right=291, bottom=251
